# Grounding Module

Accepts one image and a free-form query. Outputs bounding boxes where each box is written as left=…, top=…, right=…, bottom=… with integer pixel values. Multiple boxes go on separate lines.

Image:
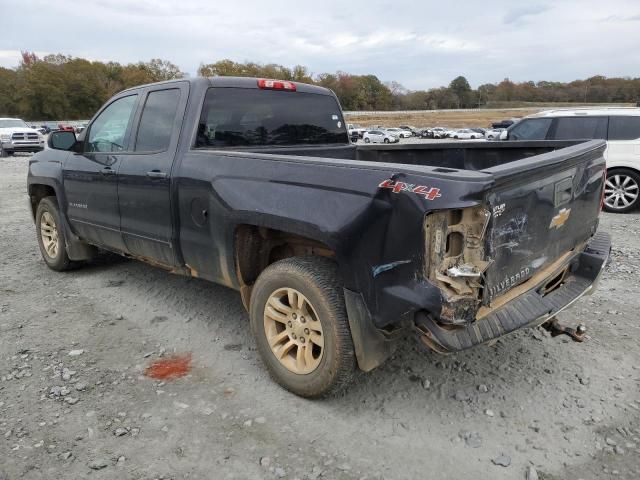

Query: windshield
left=0, top=119, right=29, bottom=129
left=196, top=87, right=348, bottom=147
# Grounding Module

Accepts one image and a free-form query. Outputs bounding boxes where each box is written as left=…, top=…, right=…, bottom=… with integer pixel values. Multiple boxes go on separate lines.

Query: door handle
left=100, top=167, right=116, bottom=176
left=146, top=170, right=168, bottom=179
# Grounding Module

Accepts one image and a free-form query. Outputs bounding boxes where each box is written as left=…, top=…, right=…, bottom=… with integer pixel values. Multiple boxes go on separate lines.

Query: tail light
left=257, top=79, right=296, bottom=91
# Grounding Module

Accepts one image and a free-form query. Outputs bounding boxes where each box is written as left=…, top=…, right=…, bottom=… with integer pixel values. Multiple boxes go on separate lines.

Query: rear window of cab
left=195, top=87, right=348, bottom=147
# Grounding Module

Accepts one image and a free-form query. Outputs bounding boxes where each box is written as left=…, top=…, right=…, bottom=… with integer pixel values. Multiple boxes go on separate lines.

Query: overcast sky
left=2, top=0, right=639, bottom=90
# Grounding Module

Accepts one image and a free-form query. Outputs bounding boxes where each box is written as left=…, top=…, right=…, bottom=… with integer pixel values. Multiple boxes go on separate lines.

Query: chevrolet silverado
left=27, top=77, right=610, bottom=397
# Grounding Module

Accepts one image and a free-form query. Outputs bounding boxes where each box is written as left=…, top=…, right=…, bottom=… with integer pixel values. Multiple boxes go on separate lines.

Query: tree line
left=1, top=52, right=639, bottom=120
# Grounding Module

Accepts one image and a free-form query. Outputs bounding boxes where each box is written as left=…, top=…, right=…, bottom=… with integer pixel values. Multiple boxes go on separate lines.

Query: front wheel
left=384, top=138, right=390, bottom=143
left=35, top=197, right=75, bottom=271
left=249, top=257, right=356, bottom=398
left=604, top=169, right=640, bottom=213
left=364, top=137, right=370, bottom=143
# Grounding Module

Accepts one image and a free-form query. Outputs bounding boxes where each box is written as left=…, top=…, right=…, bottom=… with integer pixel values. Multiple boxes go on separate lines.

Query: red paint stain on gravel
left=144, top=353, right=192, bottom=380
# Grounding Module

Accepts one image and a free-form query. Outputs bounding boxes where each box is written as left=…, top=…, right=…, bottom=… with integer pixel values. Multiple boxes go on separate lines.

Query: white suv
left=502, top=108, right=640, bottom=213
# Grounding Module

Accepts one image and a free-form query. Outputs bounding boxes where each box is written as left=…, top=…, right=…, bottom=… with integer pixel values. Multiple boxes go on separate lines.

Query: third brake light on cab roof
left=257, top=79, right=296, bottom=91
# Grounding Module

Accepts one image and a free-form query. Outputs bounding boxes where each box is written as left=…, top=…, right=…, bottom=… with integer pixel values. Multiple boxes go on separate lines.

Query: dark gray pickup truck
left=28, top=76, right=611, bottom=397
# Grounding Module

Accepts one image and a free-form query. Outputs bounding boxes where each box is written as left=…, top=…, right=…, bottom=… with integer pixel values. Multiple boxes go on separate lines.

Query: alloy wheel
left=605, top=173, right=639, bottom=210
left=263, top=287, right=324, bottom=374
left=40, top=211, right=59, bottom=259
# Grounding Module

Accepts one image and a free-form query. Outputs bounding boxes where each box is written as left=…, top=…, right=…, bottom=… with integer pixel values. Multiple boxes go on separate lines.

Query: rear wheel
left=249, top=257, right=356, bottom=398
left=35, top=197, right=75, bottom=271
left=604, top=169, right=640, bottom=213
left=384, top=138, right=389, bottom=143
left=364, top=137, right=370, bottom=143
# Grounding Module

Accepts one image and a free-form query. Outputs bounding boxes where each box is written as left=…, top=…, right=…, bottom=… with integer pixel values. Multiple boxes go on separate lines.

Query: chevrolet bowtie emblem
left=550, top=208, right=571, bottom=229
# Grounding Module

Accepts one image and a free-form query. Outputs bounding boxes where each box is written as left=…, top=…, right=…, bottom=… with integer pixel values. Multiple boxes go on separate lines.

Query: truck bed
left=250, top=139, right=586, bottom=173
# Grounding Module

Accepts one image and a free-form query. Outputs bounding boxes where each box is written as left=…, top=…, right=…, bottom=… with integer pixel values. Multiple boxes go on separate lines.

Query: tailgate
left=481, top=140, right=606, bottom=303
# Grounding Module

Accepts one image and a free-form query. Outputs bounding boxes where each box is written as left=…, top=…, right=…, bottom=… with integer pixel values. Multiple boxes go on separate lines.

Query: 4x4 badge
left=550, top=208, right=571, bottom=229
left=378, top=179, right=441, bottom=200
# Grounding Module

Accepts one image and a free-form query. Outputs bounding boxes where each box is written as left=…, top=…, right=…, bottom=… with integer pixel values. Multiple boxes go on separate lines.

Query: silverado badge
left=549, top=208, right=571, bottom=229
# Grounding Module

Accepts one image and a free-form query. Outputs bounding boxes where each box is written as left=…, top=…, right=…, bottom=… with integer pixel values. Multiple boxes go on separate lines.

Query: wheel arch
left=28, top=183, right=58, bottom=220
left=29, top=181, right=96, bottom=261
left=233, top=224, right=336, bottom=310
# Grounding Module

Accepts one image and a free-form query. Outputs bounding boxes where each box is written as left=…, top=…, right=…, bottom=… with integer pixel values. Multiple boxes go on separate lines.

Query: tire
left=384, top=138, right=389, bottom=144
left=0, top=147, right=8, bottom=158
left=470, top=136, right=476, bottom=139
left=249, top=257, right=356, bottom=398
left=364, top=138, right=370, bottom=143
left=603, top=168, right=640, bottom=213
left=454, top=136, right=459, bottom=139
left=35, top=196, right=76, bottom=271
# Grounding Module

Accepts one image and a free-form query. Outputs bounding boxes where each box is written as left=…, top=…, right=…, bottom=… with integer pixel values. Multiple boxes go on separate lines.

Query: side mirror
left=48, top=130, right=77, bottom=151
left=499, top=130, right=509, bottom=141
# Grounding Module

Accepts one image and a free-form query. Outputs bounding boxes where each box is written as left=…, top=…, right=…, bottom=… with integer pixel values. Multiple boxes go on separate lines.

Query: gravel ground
left=1, top=155, right=639, bottom=480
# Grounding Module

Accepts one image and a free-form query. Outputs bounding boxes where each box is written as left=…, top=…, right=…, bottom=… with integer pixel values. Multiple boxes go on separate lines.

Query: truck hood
left=0, top=127, right=40, bottom=135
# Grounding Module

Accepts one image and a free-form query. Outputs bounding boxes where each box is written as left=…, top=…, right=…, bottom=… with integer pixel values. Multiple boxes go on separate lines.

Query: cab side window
left=608, top=116, right=640, bottom=140
left=508, top=118, right=552, bottom=140
left=553, top=117, right=607, bottom=140
left=135, top=89, right=181, bottom=152
left=86, top=95, right=138, bottom=153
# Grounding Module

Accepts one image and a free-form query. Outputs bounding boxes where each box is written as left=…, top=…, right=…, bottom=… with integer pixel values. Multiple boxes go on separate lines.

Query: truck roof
left=529, top=107, right=640, bottom=118
left=119, top=76, right=334, bottom=96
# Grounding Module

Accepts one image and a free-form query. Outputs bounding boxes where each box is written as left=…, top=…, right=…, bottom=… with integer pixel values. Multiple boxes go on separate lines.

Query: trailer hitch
left=542, top=317, right=588, bottom=342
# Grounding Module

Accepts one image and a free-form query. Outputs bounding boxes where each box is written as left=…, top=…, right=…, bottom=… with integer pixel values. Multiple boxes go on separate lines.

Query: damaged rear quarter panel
left=176, top=150, right=493, bottom=329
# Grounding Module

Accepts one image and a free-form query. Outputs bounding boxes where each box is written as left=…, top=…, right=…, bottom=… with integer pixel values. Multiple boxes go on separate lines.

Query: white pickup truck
left=0, top=118, right=45, bottom=157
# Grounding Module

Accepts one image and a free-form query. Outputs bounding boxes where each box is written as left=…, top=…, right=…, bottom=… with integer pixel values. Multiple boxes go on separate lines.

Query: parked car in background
left=385, top=128, right=412, bottom=138
left=470, top=128, right=486, bottom=137
left=399, top=125, right=419, bottom=135
left=32, top=126, right=48, bottom=135
left=0, top=118, right=45, bottom=156
left=363, top=130, right=400, bottom=143
left=417, top=128, right=434, bottom=138
left=501, top=107, right=640, bottom=213
left=430, top=127, right=449, bottom=139
left=492, top=119, right=517, bottom=129
left=485, top=128, right=505, bottom=140
left=347, top=123, right=367, bottom=139
left=450, top=129, right=483, bottom=140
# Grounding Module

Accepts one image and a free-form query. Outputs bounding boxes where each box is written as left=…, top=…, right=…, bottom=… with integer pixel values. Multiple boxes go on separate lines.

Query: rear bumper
left=415, top=231, right=611, bottom=353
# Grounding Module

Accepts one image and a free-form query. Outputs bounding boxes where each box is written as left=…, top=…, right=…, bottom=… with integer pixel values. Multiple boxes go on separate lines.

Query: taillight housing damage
left=424, top=206, right=491, bottom=325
